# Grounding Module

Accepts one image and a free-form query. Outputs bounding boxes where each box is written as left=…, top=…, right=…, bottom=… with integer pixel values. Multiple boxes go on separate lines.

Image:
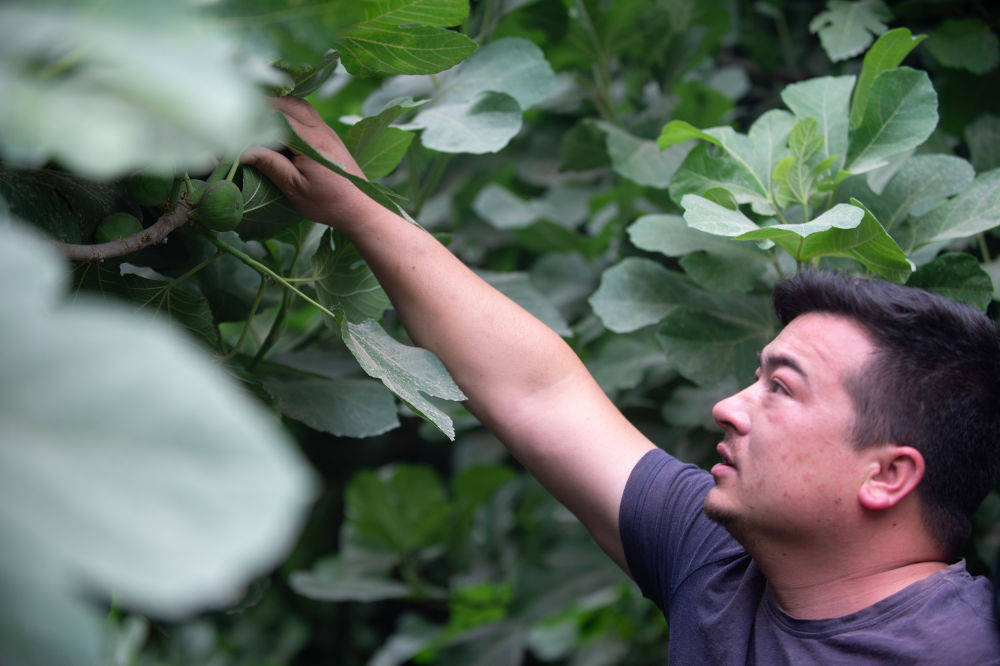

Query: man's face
left=703, top=312, right=878, bottom=543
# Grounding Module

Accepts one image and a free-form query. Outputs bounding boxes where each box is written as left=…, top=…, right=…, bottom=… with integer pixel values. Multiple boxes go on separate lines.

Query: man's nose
left=712, top=386, right=751, bottom=436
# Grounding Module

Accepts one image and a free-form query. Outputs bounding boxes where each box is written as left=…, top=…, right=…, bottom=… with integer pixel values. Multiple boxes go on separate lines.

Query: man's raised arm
left=244, top=97, right=655, bottom=571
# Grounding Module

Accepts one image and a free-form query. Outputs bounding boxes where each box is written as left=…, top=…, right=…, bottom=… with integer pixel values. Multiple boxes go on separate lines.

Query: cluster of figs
left=95, top=166, right=245, bottom=243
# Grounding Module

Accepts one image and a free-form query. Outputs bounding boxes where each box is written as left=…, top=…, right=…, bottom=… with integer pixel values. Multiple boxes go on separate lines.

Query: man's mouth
left=716, top=443, right=736, bottom=468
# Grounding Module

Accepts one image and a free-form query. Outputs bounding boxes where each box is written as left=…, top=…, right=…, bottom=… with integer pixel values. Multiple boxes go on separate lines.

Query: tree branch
left=56, top=200, right=195, bottom=262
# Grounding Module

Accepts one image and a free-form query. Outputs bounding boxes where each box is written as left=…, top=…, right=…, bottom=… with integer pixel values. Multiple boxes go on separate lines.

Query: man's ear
left=858, top=446, right=925, bottom=511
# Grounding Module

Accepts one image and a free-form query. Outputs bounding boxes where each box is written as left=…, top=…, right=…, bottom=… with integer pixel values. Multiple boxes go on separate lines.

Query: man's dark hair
left=772, top=270, right=1000, bottom=557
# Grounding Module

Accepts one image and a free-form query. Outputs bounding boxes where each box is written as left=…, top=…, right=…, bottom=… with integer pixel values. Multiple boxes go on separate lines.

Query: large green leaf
left=808, top=0, right=892, bottom=62
left=406, top=37, right=556, bottom=154
left=0, top=219, right=316, bottom=665
left=781, top=76, right=855, bottom=170
left=657, top=299, right=775, bottom=386
left=339, top=25, right=476, bottom=76
left=668, top=145, right=766, bottom=213
left=345, top=465, right=452, bottom=554
left=872, top=155, right=974, bottom=232
left=627, top=214, right=769, bottom=292
left=291, top=553, right=412, bottom=602
left=237, top=166, right=304, bottom=240
left=276, top=50, right=341, bottom=98
left=628, top=213, right=760, bottom=258
left=585, top=331, right=671, bottom=393
left=312, top=229, right=391, bottom=323
left=433, top=38, right=554, bottom=109
left=678, top=194, right=759, bottom=236
left=0, top=2, right=278, bottom=179
left=746, top=110, right=797, bottom=197
left=597, top=122, right=691, bottom=188
left=354, top=0, right=469, bottom=27
left=336, top=0, right=475, bottom=75
left=771, top=117, right=831, bottom=212
left=735, top=201, right=912, bottom=281
left=261, top=372, right=400, bottom=438
left=845, top=68, right=938, bottom=174
left=925, top=18, right=999, bottom=76
left=344, top=98, right=421, bottom=179
left=662, top=120, right=780, bottom=213
left=74, top=263, right=221, bottom=349
left=341, top=319, right=466, bottom=440
left=910, top=169, right=1000, bottom=244
left=193, top=232, right=267, bottom=323
left=472, top=183, right=591, bottom=231
left=905, top=253, right=993, bottom=311
left=849, top=28, right=926, bottom=130
left=588, top=258, right=696, bottom=333
left=412, top=92, right=524, bottom=154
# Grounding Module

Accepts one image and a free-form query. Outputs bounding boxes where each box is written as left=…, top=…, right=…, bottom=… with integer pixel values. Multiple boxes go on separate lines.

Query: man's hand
left=241, top=96, right=380, bottom=232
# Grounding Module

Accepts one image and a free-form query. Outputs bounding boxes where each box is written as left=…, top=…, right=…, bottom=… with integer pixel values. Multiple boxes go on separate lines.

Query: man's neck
left=758, top=550, right=949, bottom=620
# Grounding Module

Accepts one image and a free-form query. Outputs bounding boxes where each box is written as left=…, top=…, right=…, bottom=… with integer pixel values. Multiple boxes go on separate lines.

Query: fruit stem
left=206, top=234, right=341, bottom=325
left=225, top=157, right=241, bottom=183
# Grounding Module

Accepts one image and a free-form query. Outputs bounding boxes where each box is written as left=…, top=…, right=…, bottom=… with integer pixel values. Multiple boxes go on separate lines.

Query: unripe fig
left=127, top=171, right=175, bottom=206
left=193, top=180, right=244, bottom=232
left=96, top=213, right=143, bottom=243
left=185, top=179, right=208, bottom=205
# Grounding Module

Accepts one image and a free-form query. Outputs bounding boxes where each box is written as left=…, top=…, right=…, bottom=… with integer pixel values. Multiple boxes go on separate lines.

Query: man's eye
left=768, top=379, right=786, bottom=394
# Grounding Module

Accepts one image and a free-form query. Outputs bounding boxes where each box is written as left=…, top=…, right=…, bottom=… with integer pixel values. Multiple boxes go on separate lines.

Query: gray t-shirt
left=619, top=449, right=1000, bottom=664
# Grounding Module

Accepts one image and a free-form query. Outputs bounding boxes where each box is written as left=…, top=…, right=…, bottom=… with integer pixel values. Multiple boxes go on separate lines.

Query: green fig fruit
left=127, top=171, right=175, bottom=207
left=96, top=213, right=143, bottom=243
left=184, top=179, right=208, bottom=205
left=193, top=180, right=244, bottom=232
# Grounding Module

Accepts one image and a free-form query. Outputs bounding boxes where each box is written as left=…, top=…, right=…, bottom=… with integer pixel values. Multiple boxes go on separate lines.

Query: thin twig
left=249, top=241, right=303, bottom=370
left=57, top=200, right=194, bottom=262
left=222, top=278, right=268, bottom=361
left=164, top=249, right=223, bottom=290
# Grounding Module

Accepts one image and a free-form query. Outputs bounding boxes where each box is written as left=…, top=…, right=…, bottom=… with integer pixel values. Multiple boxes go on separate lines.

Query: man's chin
left=702, top=492, right=738, bottom=528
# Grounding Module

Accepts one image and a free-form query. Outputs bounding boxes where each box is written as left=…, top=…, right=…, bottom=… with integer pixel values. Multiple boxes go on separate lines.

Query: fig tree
left=96, top=213, right=143, bottom=243
left=193, top=180, right=244, bottom=232
left=127, top=171, right=175, bottom=206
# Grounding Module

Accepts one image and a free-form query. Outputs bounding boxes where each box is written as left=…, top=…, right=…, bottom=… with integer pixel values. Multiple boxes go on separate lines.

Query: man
left=244, top=97, right=1000, bottom=663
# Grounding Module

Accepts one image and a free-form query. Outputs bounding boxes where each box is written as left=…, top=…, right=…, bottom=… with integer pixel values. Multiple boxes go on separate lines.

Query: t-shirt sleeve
left=618, top=448, right=743, bottom=612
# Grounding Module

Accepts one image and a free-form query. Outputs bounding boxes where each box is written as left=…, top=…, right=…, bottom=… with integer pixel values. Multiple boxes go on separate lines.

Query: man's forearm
left=342, top=203, right=585, bottom=428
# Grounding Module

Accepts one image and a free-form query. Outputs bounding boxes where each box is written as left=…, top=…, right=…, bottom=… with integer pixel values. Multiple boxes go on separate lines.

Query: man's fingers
left=241, top=146, right=303, bottom=193
left=268, top=95, right=324, bottom=127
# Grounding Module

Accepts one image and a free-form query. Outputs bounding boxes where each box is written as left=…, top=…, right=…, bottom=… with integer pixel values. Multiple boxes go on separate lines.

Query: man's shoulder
left=914, top=562, right=1000, bottom=643
left=828, top=562, right=999, bottom=662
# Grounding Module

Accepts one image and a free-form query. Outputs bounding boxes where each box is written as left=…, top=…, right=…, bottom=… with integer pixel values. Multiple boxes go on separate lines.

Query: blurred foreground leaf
left=0, top=217, right=316, bottom=666
left=0, top=1, right=279, bottom=179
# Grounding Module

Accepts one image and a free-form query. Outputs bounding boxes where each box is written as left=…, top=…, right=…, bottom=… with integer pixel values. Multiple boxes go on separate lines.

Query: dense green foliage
left=2, top=0, right=1000, bottom=663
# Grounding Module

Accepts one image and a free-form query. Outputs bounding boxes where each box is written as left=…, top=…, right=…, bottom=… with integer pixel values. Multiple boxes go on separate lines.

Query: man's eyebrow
left=757, top=351, right=808, bottom=380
